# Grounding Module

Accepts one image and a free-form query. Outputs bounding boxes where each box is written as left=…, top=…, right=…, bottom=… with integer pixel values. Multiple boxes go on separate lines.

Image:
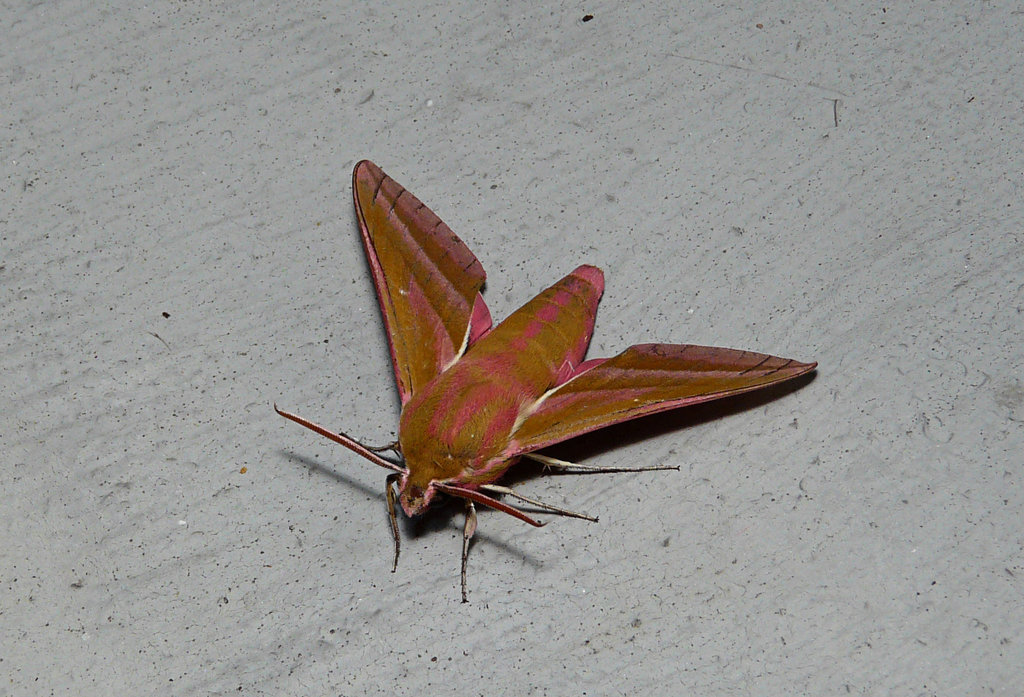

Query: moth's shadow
left=274, top=369, right=815, bottom=570
left=500, top=370, right=817, bottom=488
left=276, top=449, right=544, bottom=568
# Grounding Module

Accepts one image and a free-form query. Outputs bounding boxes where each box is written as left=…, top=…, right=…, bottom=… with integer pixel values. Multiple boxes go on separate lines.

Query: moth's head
left=398, top=475, right=436, bottom=517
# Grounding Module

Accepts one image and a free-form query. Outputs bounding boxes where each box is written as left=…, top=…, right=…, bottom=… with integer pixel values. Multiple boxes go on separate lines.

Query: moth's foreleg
left=461, top=500, right=477, bottom=604
left=366, top=441, right=402, bottom=456
left=385, top=472, right=401, bottom=572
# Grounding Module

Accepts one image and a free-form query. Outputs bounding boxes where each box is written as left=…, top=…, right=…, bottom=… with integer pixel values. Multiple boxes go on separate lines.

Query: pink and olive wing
left=396, top=265, right=606, bottom=478
left=467, top=265, right=605, bottom=392
left=506, top=344, right=816, bottom=454
left=353, top=160, right=492, bottom=404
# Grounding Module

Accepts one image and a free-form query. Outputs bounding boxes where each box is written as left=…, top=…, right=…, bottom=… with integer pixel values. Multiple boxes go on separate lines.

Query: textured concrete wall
left=3, top=2, right=1021, bottom=694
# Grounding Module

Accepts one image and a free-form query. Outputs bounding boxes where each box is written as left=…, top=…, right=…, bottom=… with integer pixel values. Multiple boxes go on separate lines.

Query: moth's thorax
left=397, top=357, right=532, bottom=499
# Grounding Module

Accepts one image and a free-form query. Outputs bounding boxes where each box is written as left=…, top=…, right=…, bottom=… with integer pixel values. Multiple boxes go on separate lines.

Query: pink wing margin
left=352, top=160, right=492, bottom=404
left=507, top=344, right=817, bottom=455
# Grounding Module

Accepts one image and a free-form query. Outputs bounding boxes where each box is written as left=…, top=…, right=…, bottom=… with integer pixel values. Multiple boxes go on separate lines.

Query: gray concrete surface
left=3, top=2, right=1021, bottom=695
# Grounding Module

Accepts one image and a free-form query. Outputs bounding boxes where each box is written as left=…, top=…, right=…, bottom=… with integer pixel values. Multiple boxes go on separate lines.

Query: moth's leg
left=525, top=452, right=679, bottom=473
left=479, top=484, right=598, bottom=522
left=366, top=440, right=401, bottom=456
left=461, top=500, right=477, bottom=604
left=385, top=472, right=402, bottom=572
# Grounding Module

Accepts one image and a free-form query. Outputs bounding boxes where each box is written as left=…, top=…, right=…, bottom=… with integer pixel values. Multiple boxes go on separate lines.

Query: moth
left=277, top=160, right=816, bottom=601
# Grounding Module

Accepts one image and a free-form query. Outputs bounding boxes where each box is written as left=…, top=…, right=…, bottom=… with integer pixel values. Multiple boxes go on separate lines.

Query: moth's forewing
left=352, top=160, right=489, bottom=404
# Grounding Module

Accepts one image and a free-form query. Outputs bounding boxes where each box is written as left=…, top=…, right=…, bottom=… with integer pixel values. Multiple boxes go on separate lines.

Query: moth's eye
left=403, top=485, right=426, bottom=505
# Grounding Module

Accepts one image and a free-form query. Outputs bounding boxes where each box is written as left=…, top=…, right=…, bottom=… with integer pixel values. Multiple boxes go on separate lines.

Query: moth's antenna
left=434, top=482, right=545, bottom=527
left=275, top=404, right=406, bottom=474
